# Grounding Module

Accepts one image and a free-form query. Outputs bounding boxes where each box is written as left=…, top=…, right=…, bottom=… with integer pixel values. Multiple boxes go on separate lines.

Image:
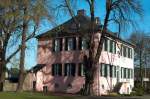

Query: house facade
left=35, top=10, right=134, bottom=95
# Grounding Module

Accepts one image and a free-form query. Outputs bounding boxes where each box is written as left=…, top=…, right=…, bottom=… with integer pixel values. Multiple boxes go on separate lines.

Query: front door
left=33, top=81, right=36, bottom=91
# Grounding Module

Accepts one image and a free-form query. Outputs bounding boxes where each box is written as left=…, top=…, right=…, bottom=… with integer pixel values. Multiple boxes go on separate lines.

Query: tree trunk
left=82, top=0, right=96, bottom=95
left=17, top=7, right=27, bottom=92
left=17, top=25, right=26, bottom=92
left=0, top=48, right=6, bottom=91
left=82, top=0, right=111, bottom=95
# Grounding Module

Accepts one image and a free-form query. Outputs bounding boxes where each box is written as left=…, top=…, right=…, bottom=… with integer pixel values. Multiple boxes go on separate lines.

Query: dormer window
left=65, top=37, right=76, bottom=51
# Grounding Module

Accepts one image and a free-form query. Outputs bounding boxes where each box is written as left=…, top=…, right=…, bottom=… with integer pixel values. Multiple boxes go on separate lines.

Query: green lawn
left=0, top=92, right=77, bottom=99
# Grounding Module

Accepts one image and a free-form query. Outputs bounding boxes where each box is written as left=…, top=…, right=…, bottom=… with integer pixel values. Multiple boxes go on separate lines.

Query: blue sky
left=23, top=0, right=150, bottom=69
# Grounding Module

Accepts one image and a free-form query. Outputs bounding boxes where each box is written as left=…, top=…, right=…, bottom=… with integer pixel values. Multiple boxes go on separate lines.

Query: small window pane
left=101, top=64, right=105, bottom=76
left=78, top=63, right=85, bottom=76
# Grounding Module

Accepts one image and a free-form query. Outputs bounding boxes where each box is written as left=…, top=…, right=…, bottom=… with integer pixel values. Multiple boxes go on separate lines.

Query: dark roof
left=36, top=14, right=102, bottom=38
left=28, top=64, right=46, bottom=73
left=36, top=14, right=135, bottom=47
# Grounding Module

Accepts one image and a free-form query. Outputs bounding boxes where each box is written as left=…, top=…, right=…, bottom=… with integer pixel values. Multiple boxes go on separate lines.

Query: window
left=65, top=37, right=76, bottom=51
left=103, top=38, right=116, bottom=54
left=121, top=68, right=134, bottom=79
left=78, top=63, right=85, bottom=76
left=64, top=63, right=76, bottom=76
left=78, top=37, right=89, bottom=50
left=121, top=45, right=133, bottom=59
left=101, top=64, right=117, bottom=78
left=53, top=38, right=62, bottom=52
left=52, top=64, right=62, bottom=76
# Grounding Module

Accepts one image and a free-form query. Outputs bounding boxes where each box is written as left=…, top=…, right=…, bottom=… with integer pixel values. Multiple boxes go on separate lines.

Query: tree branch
left=6, top=25, right=38, bottom=63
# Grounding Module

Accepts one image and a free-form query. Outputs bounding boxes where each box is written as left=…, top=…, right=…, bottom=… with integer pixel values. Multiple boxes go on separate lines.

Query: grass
left=0, top=92, right=76, bottom=99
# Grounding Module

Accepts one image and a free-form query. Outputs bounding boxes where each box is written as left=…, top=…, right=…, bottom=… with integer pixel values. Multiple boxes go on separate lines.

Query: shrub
left=132, top=85, right=144, bottom=96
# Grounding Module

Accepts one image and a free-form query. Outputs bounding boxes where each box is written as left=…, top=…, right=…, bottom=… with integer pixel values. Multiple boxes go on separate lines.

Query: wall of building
left=36, top=33, right=134, bottom=95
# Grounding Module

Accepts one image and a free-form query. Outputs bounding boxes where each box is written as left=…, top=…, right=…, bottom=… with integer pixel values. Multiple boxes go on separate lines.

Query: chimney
left=77, top=9, right=86, bottom=16
left=94, top=17, right=100, bottom=25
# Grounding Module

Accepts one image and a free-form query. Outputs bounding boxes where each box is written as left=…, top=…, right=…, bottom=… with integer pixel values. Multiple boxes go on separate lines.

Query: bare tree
left=62, top=0, right=143, bottom=95
left=129, top=31, right=150, bottom=87
left=0, top=0, right=54, bottom=91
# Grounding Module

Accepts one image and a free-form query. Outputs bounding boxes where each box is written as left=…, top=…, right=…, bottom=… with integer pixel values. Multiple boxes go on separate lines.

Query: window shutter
left=123, top=46, right=126, bottom=57
left=114, top=41, right=116, bottom=54
left=87, top=40, right=90, bottom=49
left=73, top=37, right=76, bottom=50
left=58, top=64, right=62, bottom=76
left=110, top=40, right=113, bottom=53
left=121, top=67, right=123, bottom=78
left=104, top=38, right=107, bottom=51
left=120, top=45, right=122, bottom=56
left=101, top=64, right=105, bottom=76
left=114, top=66, right=116, bottom=77
left=64, top=64, right=67, bottom=76
left=52, top=64, right=55, bottom=76
left=78, top=37, right=82, bottom=50
left=110, top=65, right=112, bottom=77
left=104, top=64, right=107, bottom=77
left=65, top=38, right=68, bottom=51
left=124, top=68, right=126, bottom=78
left=78, top=63, right=81, bottom=76
left=107, top=64, right=110, bottom=77
left=112, top=66, right=114, bottom=77
left=131, top=49, right=133, bottom=58
left=71, top=63, right=76, bottom=76
left=52, top=39, right=55, bottom=52
left=60, top=38, right=62, bottom=51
